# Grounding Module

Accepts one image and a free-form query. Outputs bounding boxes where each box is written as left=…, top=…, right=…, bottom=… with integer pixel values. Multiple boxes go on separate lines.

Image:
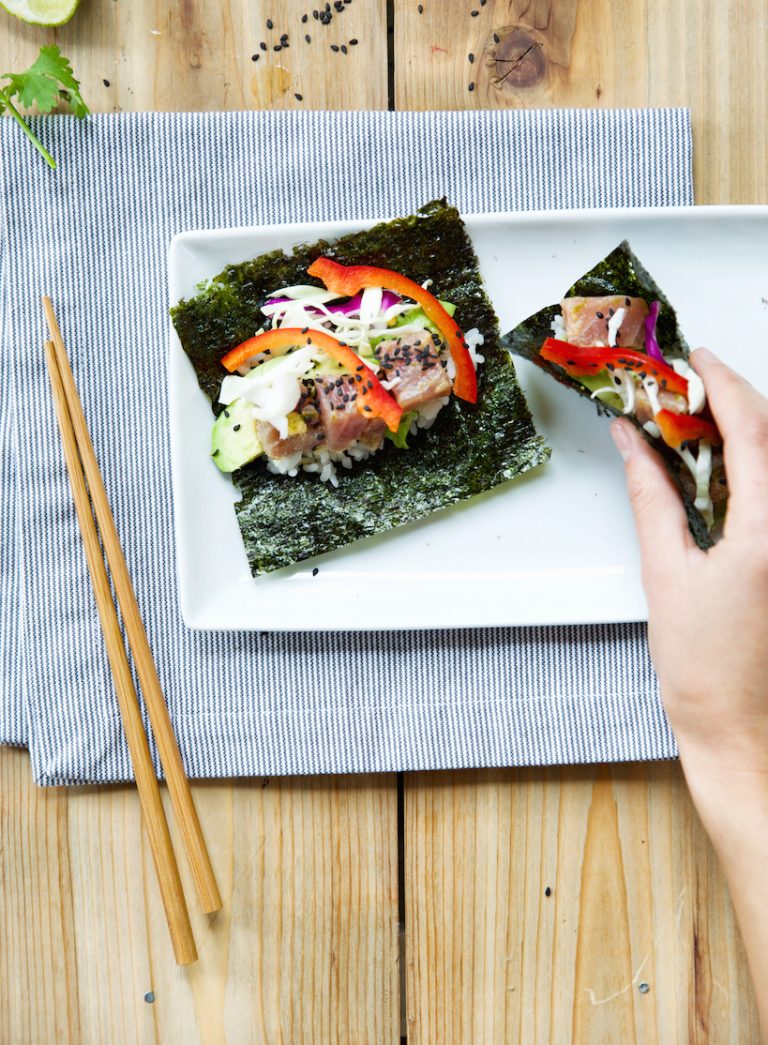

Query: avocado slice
left=211, top=398, right=263, bottom=473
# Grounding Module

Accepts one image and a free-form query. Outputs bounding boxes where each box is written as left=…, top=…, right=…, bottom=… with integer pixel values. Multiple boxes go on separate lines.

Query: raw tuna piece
left=256, top=396, right=322, bottom=459
left=315, top=373, right=386, bottom=452
left=560, top=295, right=648, bottom=348
left=375, top=333, right=451, bottom=412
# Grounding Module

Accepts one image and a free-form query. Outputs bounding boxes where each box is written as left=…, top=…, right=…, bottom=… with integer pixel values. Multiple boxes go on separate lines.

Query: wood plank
left=400, top=1, right=764, bottom=1038
left=0, top=747, right=400, bottom=1044
left=1, top=0, right=388, bottom=113
left=1, top=4, right=396, bottom=1041
left=404, top=764, right=760, bottom=1044
left=394, top=0, right=768, bottom=204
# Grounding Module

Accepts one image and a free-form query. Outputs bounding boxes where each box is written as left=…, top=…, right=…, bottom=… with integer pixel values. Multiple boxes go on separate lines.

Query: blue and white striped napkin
left=0, top=109, right=691, bottom=783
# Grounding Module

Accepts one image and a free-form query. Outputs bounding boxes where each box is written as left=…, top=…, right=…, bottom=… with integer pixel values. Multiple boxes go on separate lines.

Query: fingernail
left=610, top=420, right=632, bottom=461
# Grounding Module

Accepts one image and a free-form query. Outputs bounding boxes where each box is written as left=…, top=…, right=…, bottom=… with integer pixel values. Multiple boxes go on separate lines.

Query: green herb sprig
left=0, top=45, right=89, bottom=169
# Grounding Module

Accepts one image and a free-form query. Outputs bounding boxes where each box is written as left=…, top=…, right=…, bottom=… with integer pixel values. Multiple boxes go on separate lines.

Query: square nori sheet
left=171, top=199, right=551, bottom=574
left=501, top=240, right=717, bottom=549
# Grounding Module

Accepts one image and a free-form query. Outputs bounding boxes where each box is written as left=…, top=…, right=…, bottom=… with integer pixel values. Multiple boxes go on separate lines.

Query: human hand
left=611, top=349, right=768, bottom=1030
left=610, top=347, right=768, bottom=781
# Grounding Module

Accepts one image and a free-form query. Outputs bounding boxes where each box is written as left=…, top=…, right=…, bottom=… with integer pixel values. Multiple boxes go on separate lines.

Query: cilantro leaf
left=0, top=46, right=89, bottom=168
left=4, top=45, right=89, bottom=118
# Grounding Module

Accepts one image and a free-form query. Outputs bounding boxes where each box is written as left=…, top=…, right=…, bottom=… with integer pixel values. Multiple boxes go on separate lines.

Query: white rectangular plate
left=169, top=205, right=768, bottom=630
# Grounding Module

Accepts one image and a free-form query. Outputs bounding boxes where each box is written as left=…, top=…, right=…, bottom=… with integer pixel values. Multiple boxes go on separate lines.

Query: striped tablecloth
left=0, top=108, right=691, bottom=783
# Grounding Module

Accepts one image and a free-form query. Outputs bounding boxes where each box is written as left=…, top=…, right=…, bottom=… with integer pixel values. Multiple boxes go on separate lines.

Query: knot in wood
left=492, top=29, right=546, bottom=91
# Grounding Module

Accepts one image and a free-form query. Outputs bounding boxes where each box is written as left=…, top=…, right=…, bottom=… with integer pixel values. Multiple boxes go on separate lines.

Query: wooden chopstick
left=44, top=340, right=198, bottom=966
left=43, top=297, right=222, bottom=918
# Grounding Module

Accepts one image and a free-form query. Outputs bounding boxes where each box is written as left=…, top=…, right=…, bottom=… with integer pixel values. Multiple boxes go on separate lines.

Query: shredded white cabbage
left=218, top=346, right=316, bottom=437
left=607, top=307, right=626, bottom=348
left=671, top=358, right=706, bottom=413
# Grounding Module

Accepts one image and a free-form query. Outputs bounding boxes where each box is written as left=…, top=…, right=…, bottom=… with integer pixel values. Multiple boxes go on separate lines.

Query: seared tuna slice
left=315, top=373, right=386, bottom=452
left=375, top=332, right=451, bottom=412
left=256, top=402, right=321, bottom=459
left=560, top=295, right=648, bottom=348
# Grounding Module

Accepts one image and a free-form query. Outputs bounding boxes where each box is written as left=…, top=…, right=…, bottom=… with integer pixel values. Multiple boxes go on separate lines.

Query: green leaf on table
left=3, top=45, right=89, bottom=117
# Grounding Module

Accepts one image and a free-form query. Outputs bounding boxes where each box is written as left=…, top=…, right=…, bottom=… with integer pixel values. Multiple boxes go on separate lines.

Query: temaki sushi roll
left=502, top=241, right=728, bottom=549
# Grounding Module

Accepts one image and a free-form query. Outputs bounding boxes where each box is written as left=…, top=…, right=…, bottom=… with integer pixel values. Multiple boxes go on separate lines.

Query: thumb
left=610, top=419, right=696, bottom=581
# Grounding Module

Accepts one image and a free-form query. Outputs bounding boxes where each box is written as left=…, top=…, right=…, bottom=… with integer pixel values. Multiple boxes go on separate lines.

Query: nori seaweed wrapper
left=171, top=200, right=551, bottom=574
left=501, top=241, right=725, bottom=549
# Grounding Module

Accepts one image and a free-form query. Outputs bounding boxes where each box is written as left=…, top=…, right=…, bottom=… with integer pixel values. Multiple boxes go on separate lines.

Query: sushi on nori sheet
left=171, top=199, right=550, bottom=575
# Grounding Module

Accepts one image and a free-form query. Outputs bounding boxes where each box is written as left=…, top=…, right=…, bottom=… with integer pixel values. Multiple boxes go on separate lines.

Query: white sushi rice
left=550, top=313, right=566, bottom=339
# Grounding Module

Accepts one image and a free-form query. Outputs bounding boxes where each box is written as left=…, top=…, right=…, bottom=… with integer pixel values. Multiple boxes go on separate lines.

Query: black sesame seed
left=363, top=405, right=372, bottom=412
left=356, top=364, right=364, bottom=371
left=341, top=44, right=347, bottom=53
left=212, top=448, right=220, bottom=456
left=331, top=43, right=339, bottom=51
left=468, top=52, right=475, bottom=62
left=266, top=18, right=273, bottom=28
left=251, top=53, right=259, bottom=60
left=313, top=8, right=319, bottom=17
left=223, top=409, right=230, bottom=418
left=566, top=359, right=575, bottom=366
left=349, top=37, right=358, bottom=44
left=302, top=12, right=308, bottom=20
left=719, top=477, right=727, bottom=486
left=468, top=81, right=475, bottom=91
left=301, top=326, right=309, bottom=333
left=614, top=376, right=621, bottom=385
left=295, top=92, right=303, bottom=100
left=418, top=2, right=423, bottom=10
left=596, top=310, right=603, bottom=319
left=312, top=567, right=319, bottom=576
left=274, top=44, right=282, bottom=51
left=471, top=9, right=479, bottom=16
left=544, top=886, right=551, bottom=896
left=609, top=307, right=615, bottom=317
left=260, top=41, right=267, bottom=50
left=233, top=423, right=241, bottom=432
left=305, top=33, right=311, bottom=41
left=493, top=32, right=500, bottom=43
left=281, top=31, right=289, bottom=40
left=625, top=297, right=631, bottom=306
left=103, top=78, right=110, bottom=87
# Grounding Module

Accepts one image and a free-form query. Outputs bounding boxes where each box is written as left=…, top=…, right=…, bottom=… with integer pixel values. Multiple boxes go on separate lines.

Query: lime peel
left=0, top=0, right=80, bottom=27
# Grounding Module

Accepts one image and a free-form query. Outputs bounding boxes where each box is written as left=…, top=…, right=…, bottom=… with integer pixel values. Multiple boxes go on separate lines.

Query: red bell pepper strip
left=220, top=327, right=403, bottom=432
left=306, top=257, right=478, bottom=404
left=655, top=409, right=721, bottom=449
left=540, top=338, right=689, bottom=397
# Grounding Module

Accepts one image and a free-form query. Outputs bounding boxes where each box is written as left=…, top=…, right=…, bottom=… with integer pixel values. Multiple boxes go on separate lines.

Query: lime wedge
left=0, top=0, right=79, bottom=26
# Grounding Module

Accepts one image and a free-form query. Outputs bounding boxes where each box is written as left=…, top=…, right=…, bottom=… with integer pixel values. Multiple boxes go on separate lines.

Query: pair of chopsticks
left=43, top=298, right=221, bottom=966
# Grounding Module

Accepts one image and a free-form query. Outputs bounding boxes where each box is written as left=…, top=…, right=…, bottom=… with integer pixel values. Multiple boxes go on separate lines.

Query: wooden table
left=1, top=3, right=764, bottom=1041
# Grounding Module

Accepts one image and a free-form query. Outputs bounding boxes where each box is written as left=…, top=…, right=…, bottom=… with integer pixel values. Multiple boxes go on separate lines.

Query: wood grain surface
left=1, top=0, right=765, bottom=1041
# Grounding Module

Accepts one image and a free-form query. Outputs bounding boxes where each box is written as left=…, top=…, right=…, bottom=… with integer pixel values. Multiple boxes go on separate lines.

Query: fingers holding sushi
left=611, top=346, right=768, bottom=775
left=690, top=347, right=768, bottom=531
